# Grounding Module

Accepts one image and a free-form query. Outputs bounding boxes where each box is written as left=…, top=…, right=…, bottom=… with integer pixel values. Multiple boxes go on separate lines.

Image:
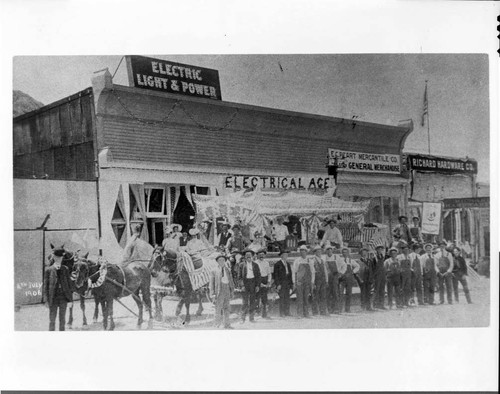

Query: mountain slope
left=13, top=90, right=44, bottom=117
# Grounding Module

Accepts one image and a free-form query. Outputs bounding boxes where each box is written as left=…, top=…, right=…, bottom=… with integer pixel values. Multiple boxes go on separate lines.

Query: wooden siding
left=96, top=86, right=412, bottom=174
left=13, top=88, right=96, bottom=181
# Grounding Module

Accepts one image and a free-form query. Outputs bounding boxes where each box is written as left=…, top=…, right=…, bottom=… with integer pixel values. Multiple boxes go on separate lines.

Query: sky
left=13, top=54, right=490, bottom=181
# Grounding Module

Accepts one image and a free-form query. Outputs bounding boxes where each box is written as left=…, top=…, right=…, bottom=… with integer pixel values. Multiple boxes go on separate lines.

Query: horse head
left=70, top=251, right=92, bottom=289
left=48, top=243, right=77, bottom=270
left=148, top=247, right=166, bottom=278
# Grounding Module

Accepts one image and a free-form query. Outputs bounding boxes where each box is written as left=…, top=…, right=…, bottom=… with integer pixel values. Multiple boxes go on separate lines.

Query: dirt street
left=15, top=277, right=490, bottom=331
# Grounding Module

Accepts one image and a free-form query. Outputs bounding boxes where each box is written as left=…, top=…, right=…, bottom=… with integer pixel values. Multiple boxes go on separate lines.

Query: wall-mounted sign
left=328, top=149, right=401, bottom=174
left=224, top=175, right=335, bottom=190
left=443, top=197, right=489, bottom=210
left=126, top=55, right=222, bottom=100
left=421, top=202, right=442, bottom=235
left=407, top=154, right=477, bottom=175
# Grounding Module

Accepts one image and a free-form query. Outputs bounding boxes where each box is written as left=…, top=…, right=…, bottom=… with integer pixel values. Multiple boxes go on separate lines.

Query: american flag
left=421, top=83, right=428, bottom=127
left=368, top=230, right=388, bottom=251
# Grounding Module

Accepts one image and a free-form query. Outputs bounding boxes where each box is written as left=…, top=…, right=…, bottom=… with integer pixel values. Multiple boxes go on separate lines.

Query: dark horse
left=148, top=248, right=207, bottom=324
left=82, top=258, right=154, bottom=330
left=48, top=244, right=93, bottom=329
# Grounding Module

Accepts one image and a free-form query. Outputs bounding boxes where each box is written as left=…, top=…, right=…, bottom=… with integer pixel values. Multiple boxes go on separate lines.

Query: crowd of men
left=209, top=239, right=473, bottom=329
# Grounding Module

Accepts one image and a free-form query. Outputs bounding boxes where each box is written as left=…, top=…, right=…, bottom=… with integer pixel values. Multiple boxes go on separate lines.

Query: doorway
left=147, top=218, right=167, bottom=247
left=173, top=188, right=196, bottom=233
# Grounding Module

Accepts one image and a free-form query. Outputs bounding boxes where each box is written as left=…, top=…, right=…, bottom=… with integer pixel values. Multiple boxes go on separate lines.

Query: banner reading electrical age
left=328, top=148, right=401, bottom=174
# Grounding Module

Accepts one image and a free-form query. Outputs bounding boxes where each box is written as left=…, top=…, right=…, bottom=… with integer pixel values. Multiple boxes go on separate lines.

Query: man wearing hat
left=337, top=247, right=360, bottom=313
left=209, top=253, right=235, bottom=329
left=372, top=245, right=387, bottom=309
left=217, top=222, right=232, bottom=249
left=227, top=224, right=250, bottom=254
left=43, top=246, right=73, bottom=331
left=451, top=246, right=472, bottom=304
left=292, top=245, right=315, bottom=318
left=384, top=247, right=402, bottom=309
left=409, top=216, right=423, bottom=244
left=186, top=228, right=206, bottom=255
left=237, top=249, right=261, bottom=323
left=324, top=244, right=340, bottom=314
left=320, top=219, right=343, bottom=249
left=409, top=243, right=424, bottom=305
left=419, top=243, right=438, bottom=305
left=435, top=240, right=454, bottom=305
left=273, top=249, right=293, bottom=317
left=393, top=215, right=412, bottom=245
left=358, top=248, right=374, bottom=311
left=272, top=217, right=289, bottom=251
left=255, top=248, right=272, bottom=319
left=162, top=226, right=179, bottom=252
left=397, top=243, right=413, bottom=307
left=311, top=245, right=329, bottom=316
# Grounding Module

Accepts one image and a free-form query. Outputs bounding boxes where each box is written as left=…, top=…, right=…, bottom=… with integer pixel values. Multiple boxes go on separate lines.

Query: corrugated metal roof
left=96, top=85, right=412, bottom=174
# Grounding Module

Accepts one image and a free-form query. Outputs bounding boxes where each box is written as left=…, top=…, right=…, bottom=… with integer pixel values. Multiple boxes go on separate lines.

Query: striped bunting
left=177, top=251, right=217, bottom=291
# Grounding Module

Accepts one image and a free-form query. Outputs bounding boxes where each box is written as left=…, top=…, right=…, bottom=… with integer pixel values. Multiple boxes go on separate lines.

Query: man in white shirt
left=434, top=240, right=454, bottom=305
left=292, top=245, right=315, bottom=318
left=272, top=217, right=289, bottom=250
left=419, top=243, right=438, bottom=305
left=255, top=249, right=272, bottom=319
left=186, top=228, right=206, bottom=256
left=162, top=227, right=179, bottom=252
left=320, top=219, right=343, bottom=249
left=237, top=249, right=261, bottom=323
left=337, top=247, right=360, bottom=313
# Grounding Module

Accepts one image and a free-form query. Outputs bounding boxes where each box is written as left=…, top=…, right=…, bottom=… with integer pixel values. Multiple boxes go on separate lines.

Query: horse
left=147, top=247, right=176, bottom=321
left=149, top=248, right=210, bottom=324
left=83, top=256, right=154, bottom=330
left=47, top=244, right=94, bottom=329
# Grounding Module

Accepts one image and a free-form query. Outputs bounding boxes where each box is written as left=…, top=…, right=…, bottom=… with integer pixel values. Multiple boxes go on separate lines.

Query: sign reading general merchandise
left=224, top=175, right=335, bottom=191
left=328, top=149, right=401, bottom=174
left=126, top=55, right=222, bottom=100
left=407, top=154, right=477, bottom=174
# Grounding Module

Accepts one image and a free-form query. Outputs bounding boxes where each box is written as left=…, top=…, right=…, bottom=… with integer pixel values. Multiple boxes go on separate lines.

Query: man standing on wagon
left=320, top=219, right=343, bottom=249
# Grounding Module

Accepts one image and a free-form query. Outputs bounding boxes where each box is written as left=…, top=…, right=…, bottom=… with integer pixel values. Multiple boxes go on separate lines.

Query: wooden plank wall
left=13, top=89, right=96, bottom=181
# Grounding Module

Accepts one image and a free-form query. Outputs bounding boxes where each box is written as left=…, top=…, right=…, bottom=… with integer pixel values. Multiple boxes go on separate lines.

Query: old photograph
left=12, top=54, right=490, bottom=331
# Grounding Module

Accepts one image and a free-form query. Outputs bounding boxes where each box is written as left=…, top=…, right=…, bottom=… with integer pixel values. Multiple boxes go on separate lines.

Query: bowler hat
left=398, top=215, right=408, bottom=221
left=375, top=245, right=385, bottom=250
left=389, top=247, right=398, bottom=253
left=297, top=245, right=309, bottom=252
left=242, top=248, right=255, bottom=255
left=424, top=243, right=434, bottom=249
left=257, top=248, right=267, bottom=255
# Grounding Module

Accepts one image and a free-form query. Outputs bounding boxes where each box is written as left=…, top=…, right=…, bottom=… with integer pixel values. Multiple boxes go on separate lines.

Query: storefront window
left=145, top=188, right=165, bottom=214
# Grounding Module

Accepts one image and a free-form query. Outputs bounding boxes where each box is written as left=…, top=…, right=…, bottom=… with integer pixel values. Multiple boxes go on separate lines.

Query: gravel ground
left=15, top=277, right=490, bottom=331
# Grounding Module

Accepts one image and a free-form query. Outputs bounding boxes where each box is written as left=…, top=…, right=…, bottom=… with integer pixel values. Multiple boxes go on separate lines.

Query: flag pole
left=425, top=80, right=431, bottom=155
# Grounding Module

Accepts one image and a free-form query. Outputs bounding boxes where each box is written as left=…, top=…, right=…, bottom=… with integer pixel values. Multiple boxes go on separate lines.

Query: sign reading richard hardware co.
left=126, top=55, right=222, bottom=100
left=407, top=154, right=477, bottom=174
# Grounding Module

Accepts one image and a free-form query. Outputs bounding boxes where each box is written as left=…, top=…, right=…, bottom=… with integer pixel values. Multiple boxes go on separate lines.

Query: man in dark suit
left=372, top=245, right=387, bottom=309
left=237, top=249, right=261, bottom=323
left=273, top=249, right=293, bottom=317
left=43, top=246, right=73, bottom=331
